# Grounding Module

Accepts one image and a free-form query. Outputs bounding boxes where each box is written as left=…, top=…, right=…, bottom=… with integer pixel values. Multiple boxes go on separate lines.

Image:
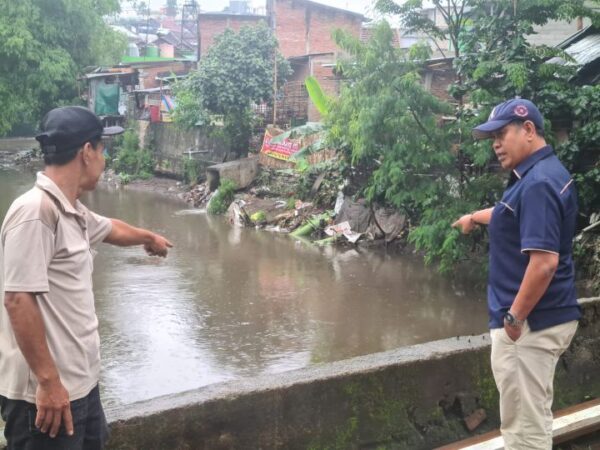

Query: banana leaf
left=305, top=76, right=330, bottom=116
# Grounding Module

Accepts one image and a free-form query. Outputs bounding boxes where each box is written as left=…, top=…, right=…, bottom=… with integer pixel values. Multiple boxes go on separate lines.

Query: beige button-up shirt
left=0, top=172, right=112, bottom=402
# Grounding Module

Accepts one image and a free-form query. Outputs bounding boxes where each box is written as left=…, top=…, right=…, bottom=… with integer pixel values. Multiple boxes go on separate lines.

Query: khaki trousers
left=490, top=320, right=578, bottom=450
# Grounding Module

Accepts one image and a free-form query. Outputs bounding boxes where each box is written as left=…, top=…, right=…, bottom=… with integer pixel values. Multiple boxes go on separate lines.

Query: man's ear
left=523, top=120, right=537, bottom=140
left=81, top=142, right=95, bottom=165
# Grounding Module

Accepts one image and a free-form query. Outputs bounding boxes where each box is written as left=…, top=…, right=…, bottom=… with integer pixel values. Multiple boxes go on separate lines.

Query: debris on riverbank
left=205, top=164, right=409, bottom=248
left=0, top=148, right=41, bottom=170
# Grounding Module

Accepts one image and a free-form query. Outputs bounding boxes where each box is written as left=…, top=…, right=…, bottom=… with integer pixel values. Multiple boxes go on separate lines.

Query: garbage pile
left=184, top=182, right=213, bottom=208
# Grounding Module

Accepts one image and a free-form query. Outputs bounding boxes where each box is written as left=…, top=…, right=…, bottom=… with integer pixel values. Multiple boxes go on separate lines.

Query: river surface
left=0, top=169, right=489, bottom=407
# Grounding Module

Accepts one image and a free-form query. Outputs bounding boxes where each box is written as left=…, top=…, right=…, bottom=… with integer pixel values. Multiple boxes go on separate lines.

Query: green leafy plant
left=326, top=0, right=600, bottom=273
left=305, top=76, right=331, bottom=116
left=207, top=179, right=237, bottom=215
left=183, top=159, right=204, bottom=184
left=0, top=0, right=126, bottom=136
left=250, top=210, right=267, bottom=223
left=112, top=129, right=155, bottom=180
left=286, top=197, right=296, bottom=210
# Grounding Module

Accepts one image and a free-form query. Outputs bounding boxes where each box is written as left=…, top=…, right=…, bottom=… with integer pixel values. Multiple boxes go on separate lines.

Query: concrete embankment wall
left=106, top=297, right=600, bottom=450
left=137, top=121, right=230, bottom=179
left=0, top=137, right=37, bottom=153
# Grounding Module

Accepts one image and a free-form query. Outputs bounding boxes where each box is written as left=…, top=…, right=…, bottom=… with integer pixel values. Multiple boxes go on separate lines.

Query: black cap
left=35, top=106, right=124, bottom=154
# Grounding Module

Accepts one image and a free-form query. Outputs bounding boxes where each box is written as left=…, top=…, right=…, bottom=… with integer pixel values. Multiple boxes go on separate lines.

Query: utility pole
left=181, top=0, right=199, bottom=62
left=267, top=0, right=277, bottom=125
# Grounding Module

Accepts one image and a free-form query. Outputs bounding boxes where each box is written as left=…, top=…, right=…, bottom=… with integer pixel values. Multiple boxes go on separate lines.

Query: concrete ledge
left=206, top=157, right=259, bottom=190
left=106, top=297, right=600, bottom=449
left=0, top=137, right=37, bottom=153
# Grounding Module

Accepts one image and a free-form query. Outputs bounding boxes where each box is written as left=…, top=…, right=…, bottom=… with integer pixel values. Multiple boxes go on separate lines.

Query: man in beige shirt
left=0, top=106, right=172, bottom=449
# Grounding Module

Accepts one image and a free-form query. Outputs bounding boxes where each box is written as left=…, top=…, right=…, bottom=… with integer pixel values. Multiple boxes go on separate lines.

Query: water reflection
left=0, top=169, right=488, bottom=407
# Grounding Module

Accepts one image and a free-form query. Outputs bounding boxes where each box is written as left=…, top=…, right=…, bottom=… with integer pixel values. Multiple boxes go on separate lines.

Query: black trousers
left=0, top=385, right=109, bottom=450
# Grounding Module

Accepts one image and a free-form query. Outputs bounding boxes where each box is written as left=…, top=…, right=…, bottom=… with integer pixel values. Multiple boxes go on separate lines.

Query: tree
left=173, top=24, right=291, bottom=157
left=327, top=2, right=600, bottom=273
left=0, top=0, right=126, bottom=136
left=327, top=23, right=485, bottom=272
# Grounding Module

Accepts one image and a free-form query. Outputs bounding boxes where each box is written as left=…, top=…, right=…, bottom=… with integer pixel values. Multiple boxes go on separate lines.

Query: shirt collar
left=512, top=145, right=554, bottom=180
left=35, top=172, right=85, bottom=217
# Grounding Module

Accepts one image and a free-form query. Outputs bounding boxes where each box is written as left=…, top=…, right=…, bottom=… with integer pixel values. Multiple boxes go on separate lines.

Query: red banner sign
left=260, top=129, right=301, bottom=161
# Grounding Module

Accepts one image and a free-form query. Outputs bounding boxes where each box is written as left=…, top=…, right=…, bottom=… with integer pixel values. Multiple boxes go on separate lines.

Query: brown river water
left=0, top=169, right=489, bottom=407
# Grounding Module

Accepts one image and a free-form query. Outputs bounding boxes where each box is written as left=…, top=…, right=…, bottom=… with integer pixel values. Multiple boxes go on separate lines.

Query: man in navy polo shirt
left=452, top=98, right=580, bottom=449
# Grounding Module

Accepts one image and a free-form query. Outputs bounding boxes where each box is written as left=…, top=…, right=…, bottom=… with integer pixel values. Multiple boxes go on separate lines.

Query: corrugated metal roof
left=562, top=34, right=600, bottom=66
left=84, top=71, right=135, bottom=79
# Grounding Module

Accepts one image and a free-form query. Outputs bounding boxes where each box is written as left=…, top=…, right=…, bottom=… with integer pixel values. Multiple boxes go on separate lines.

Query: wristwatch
left=504, top=311, right=525, bottom=327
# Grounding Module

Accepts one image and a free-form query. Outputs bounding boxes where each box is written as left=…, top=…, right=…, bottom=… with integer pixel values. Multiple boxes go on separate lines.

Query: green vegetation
left=0, top=0, right=126, bottom=136
left=173, top=24, right=291, bottom=158
left=112, top=129, right=154, bottom=181
left=207, top=179, right=237, bottom=215
left=325, top=0, right=600, bottom=274
left=250, top=211, right=267, bottom=223
left=183, top=158, right=204, bottom=184
left=305, top=76, right=331, bottom=116
left=285, top=197, right=296, bottom=210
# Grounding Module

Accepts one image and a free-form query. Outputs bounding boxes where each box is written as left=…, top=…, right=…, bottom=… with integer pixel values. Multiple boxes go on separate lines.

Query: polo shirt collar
left=512, top=145, right=554, bottom=180
left=35, top=172, right=85, bottom=217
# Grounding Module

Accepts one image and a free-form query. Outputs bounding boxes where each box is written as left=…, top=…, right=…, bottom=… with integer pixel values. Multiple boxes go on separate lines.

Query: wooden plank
left=435, top=398, right=600, bottom=450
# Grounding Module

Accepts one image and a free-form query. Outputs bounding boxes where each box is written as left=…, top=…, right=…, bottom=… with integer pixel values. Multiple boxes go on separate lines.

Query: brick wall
left=305, top=5, right=362, bottom=55
left=198, top=15, right=266, bottom=57
left=308, top=54, right=339, bottom=121
left=275, top=0, right=362, bottom=58
left=273, top=0, right=307, bottom=57
left=198, top=1, right=363, bottom=60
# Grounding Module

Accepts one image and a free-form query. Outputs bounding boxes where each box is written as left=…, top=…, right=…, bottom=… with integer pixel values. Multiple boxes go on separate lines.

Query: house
left=198, top=12, right=266, bottom=58
left=360, top=22, right=402, bottom=48
left=83, top=59, right=193, bottom=126
left=120, top=58, right=194, bottom=90
left=153, top=30, right=195, bottom=59
left=197, top=0, right=365, bottom=125
left=270, top=0, right=364, bottom=59
left=83, top=68, right=139, bottom=127
left=550, top=25, right=600, bottom=85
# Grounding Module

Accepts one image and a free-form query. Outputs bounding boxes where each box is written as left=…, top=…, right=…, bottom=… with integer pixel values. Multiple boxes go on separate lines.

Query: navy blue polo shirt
left=487, top=145, right=580, bottom=331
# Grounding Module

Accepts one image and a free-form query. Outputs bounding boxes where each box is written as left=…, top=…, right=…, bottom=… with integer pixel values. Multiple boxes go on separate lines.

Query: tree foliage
left=329, top=1, right=600, bottom=273
left=173, top=24, right=291, bottom=157
left=328, top=23, right=491, bottom=273
left=0, top=0, right=126, bottom=136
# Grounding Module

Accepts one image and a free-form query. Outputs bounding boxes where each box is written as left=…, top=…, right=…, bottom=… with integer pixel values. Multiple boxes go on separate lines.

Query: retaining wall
left=0, top=138, right=37, bottom=153
left=206, top=157, right=260, bottom=190
left=105, top=297, right=600, bottom=449
left=136, top=121, right=230, bottom=179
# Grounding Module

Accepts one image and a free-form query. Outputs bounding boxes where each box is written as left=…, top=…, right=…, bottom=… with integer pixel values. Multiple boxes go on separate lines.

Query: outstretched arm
left=452, top=207, right=494, bottom=234
left=104, top=219, right=173, bottom=257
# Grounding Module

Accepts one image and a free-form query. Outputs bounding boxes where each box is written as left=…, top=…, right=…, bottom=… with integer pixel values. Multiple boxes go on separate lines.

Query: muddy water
left=0, top=169, right=489, bottom=407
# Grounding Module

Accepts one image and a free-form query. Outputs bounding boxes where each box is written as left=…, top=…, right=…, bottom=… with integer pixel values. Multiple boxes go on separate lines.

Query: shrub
left=112, top=129, right=154, bottom=180
left=207, top=179, right=237, bottom=215
left=183, top=159, right=204, bottom=184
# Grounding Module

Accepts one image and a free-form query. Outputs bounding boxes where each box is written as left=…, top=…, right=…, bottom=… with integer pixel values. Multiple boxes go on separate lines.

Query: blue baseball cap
left=472, top=99, right=544, bottom=140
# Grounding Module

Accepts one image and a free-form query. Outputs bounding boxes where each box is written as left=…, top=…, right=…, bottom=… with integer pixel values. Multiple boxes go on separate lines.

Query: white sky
left=125, top=0, right=379, bottom=16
